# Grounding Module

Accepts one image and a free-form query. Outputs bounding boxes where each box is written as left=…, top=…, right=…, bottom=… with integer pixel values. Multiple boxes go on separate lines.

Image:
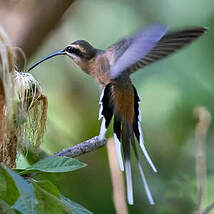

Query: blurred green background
left=22, top=0, right=214, bottom=213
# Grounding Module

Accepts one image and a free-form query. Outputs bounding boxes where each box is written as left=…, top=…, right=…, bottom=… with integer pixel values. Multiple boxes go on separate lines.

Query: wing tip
left=200, top=26, right=208, bottom=35
left=192, top=26, right=208, bottom=35
left=176, top=26, right=207, bottom=37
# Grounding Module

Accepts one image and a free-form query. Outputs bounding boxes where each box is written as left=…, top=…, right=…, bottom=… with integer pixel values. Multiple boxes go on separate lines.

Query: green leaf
left=61, top=196, right=93, bottom=214
left=13, top=197, right=27, bottom=214
left=32, top=182, right=73, bottom=214
left=32, top=180, right=92, bottom=213
left=0, top=165, right=19, bottom=205
left=14, top=210, right=22, bottom=214
left=4, top=165, right=37, bottom=214
left=19, top=157, right=86, bottom=175
left=13, top=169, right=25, bottom=173
left=33, top=180, right=60, bottom=198
left=0, top=200, right=17, bottom=214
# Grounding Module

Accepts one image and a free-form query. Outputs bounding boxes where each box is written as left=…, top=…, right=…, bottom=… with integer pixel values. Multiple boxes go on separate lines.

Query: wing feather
left=127, top=27, right=207, bottom=74
left=105, top=24, right=168, bottom=79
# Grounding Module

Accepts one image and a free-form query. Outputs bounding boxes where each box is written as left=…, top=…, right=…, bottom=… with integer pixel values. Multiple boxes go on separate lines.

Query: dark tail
left=128, top=123, right=154, bottom=204
left=121, top=122, right=134, bottom=204
left=117, top=120, right=154, bottom=205
left=99, top=83, right=156, bottom=204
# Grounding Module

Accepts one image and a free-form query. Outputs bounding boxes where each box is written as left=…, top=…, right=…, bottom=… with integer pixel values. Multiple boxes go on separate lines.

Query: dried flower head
left=0, top=26, right=47, bottom=168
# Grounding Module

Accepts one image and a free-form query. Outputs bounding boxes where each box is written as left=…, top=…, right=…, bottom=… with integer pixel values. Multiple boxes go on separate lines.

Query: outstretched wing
left=127, top=27, right=207, bottom=74
left=105, top=24, right=168, bottom=79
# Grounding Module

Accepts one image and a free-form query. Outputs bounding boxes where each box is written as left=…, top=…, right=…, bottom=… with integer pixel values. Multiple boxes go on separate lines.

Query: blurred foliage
left=15, top=0, right=214, bottom=213
left=0, top=159, right=92, bottom=214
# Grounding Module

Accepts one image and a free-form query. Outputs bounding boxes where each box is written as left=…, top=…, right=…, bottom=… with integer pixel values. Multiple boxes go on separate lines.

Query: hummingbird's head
left=65, top=40, right=96, bottom=65
left=28, top=40, right=97, bottom=72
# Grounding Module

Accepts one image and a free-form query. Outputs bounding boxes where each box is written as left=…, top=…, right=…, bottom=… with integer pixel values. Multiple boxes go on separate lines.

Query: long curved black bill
left=28, top=50, right=66, bottom=72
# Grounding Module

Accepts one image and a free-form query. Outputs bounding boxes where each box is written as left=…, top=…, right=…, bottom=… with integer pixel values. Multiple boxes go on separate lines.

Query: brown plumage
left=28, top=25, right=207, bottom=205
left=112, top=77, right=135, bottom=123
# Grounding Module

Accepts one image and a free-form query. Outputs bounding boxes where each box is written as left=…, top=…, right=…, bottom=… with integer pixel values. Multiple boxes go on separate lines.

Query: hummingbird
left=28, top=25, right=206, bottom=205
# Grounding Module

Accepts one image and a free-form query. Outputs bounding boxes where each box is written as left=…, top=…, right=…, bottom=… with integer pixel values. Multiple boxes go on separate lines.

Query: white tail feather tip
left=113, top=134, right=124, bottom=171
left=138, top=121, right=157, bottom=172
left=139, top=138, right=157, bottom=173
left=125, top=160, right=134, bottom=205
left=138, top=162, right=155, bottom=205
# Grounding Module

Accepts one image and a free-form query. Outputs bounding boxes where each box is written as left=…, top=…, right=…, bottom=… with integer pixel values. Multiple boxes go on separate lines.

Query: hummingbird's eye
left=65, top=46, right=84, bottom=58
left=65, top=46, right=73, bottom=53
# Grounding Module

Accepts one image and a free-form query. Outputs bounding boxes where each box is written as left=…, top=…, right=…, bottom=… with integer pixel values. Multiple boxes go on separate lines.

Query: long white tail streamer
left=125, top=159, right=134, bottom=205
left=138, top=162, right=155, bottom=204
left=113, top=133, right=124, bottom=171
left=138, top=101, right=157, bottom=172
